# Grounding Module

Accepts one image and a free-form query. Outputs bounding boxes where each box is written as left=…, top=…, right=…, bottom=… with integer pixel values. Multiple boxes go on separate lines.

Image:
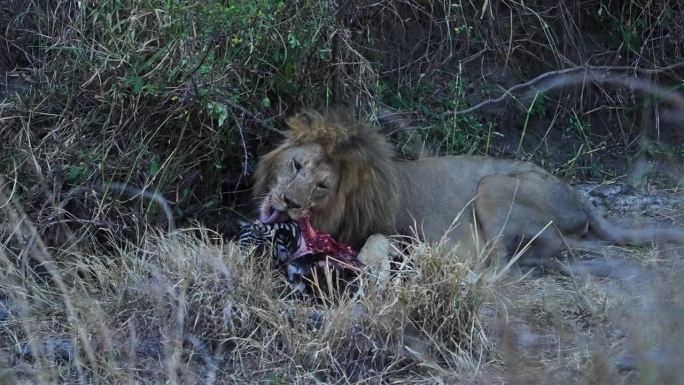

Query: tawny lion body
left=254, top=109, right=684, bottom=273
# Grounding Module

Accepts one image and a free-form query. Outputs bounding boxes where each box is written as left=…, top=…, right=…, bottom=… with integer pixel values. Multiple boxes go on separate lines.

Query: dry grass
left=3, top=179, right=684, bottom=384
left=0, top=188, right=492, bottom=384
left=1, top=0, right=684, bottom=384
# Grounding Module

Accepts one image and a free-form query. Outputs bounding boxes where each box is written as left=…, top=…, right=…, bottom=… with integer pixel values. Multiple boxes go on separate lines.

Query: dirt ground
left=480, top=182, right=684, bottom=384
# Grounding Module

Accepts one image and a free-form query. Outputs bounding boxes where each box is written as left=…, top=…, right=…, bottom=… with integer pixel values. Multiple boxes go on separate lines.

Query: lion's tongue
left=259, top=206, right=289, bottom=223
left=259, top=209, right=276, bottom=223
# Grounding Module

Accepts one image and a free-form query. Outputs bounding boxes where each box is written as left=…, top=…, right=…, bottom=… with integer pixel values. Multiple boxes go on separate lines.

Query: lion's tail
left=589, top=212, right=684, bottom=245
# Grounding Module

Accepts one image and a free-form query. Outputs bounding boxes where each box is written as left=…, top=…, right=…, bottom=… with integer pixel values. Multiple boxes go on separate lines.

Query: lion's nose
left=283, top=195, right=301, bottom=209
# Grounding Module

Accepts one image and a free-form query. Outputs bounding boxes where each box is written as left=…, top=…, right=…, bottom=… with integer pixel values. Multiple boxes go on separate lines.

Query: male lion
left=253, top=109, right=684, bottom=274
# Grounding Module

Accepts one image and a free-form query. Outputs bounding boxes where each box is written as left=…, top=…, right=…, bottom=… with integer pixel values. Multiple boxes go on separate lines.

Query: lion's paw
left=358, top=234, right=391, bottom=283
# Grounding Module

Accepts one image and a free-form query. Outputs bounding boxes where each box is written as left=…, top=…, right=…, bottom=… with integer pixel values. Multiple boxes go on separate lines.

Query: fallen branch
left=224, top=100, right=283, bottom=136
left=448, top=63, right=684, bottom=116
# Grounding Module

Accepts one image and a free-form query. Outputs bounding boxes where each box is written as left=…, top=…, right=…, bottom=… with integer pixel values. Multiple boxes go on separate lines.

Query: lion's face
left=253, top=109, right=397, bottom=248
left=258, top=142, right=340, bottom=223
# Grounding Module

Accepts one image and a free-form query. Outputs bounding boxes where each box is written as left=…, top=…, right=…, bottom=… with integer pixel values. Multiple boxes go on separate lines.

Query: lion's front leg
left=357, top=234, right=392, bottom=283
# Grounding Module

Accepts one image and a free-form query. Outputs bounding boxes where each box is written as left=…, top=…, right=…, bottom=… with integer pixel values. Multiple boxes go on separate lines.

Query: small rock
left=615, top=348, right=672, bottom=372
left=135, top=337, right=163, bottom=357
left=307, top=310, right=325, bottom=331
left=0, top=298, right=12, bottom=323
left=569, top=258, right=645, bottom=280
left=16, top=338, right=75, bottom=363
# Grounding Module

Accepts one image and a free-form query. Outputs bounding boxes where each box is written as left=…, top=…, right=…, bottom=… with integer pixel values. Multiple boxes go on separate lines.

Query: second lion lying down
left=253, top=109, right=684, bottom=274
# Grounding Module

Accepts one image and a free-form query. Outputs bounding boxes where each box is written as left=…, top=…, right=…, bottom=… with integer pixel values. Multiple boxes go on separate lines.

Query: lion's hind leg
left=474, top=171, right=590, bottom=275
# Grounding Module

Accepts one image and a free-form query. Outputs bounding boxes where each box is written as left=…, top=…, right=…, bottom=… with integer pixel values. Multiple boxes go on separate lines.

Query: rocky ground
left=481, top=182, right=684, bottom=384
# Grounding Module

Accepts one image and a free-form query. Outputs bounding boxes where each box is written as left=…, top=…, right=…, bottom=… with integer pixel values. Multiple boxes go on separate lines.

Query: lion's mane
left=253, top=109, right=398, bottom=248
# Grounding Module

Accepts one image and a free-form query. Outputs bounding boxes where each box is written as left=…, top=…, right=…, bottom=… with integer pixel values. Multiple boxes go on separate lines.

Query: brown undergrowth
left=0, top=184, right=491, bottom=383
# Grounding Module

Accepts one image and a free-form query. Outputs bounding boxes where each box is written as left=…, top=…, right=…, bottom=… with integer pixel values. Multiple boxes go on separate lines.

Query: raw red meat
left=295, top=216, right=361, bottom=269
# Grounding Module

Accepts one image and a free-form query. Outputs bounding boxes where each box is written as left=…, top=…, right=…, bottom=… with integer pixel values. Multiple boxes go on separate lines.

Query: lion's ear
left=286, top=110, right=318, bottom=135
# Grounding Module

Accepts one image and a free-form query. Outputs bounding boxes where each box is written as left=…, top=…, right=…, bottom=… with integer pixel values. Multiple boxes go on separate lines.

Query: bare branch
left=224, top=100, right=284, bottom=136
left=56, top=183, right=177, bottom=233
left=448, top=64, right=684, bottom=117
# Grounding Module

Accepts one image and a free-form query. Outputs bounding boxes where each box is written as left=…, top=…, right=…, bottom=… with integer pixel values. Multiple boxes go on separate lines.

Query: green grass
left=1, top=0, right=343, bottom=233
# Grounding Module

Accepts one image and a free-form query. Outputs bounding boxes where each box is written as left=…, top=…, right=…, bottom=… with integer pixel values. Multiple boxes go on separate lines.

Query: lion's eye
left=317, top=182, right=328, bottom=190
left=292, top=159, right=302, bottom=172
